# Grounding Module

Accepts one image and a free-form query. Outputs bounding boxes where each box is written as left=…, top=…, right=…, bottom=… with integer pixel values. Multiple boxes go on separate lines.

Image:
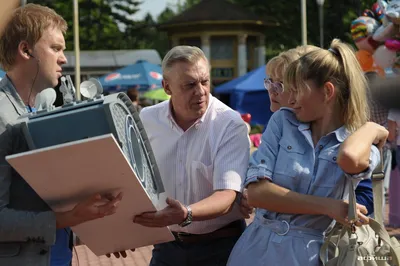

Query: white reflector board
left=6, top=134, right=174, bottom=256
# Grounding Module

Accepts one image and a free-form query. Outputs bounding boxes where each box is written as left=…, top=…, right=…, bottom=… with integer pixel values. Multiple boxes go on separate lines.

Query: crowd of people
left=0, top=3, right=395, bottom=266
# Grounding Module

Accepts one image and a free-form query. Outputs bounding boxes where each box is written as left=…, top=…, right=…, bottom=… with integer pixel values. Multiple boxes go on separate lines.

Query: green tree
left=157, top=6, right=176, bottom=24
left=177, top=0, right=201, bottom=12
left=28, top=0, right=142, bottom=50
left=229, top=0, right=377, bottom=58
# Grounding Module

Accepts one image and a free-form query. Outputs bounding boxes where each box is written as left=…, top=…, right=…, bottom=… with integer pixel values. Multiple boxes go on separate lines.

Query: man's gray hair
left=162, top=46, right=209, bottom=76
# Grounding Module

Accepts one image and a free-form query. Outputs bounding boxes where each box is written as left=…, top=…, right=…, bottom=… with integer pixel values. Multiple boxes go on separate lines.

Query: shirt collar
left=282, top=107, right=349, bottom=143
left=165, top=94, right=213, bottom=129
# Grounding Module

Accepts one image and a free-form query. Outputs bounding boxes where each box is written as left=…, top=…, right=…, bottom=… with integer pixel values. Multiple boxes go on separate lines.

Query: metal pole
left=73, top=0, right=81, bottom=100
left=301, top=0, right=307, bottom=45
left=319, top=4, right=324, bottom=48
left=20, top=0, right=27, bottom=6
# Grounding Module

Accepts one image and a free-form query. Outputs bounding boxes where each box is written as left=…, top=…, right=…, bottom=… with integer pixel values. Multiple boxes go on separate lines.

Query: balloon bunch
left=350, top=0, right=400, bottom=75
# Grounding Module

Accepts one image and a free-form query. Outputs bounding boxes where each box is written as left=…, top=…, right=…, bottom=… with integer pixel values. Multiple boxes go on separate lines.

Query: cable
left=27, top=53, right=40, bottom=112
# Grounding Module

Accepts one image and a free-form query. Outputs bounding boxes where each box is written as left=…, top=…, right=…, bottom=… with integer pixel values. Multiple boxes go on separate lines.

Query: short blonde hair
left=284, top=39, right=369, bottom=132
left=162, top=46, right=209, bottom=78
left=265, top=45, right=319, bottom=80
left=0, top=4, right=67, bottom=71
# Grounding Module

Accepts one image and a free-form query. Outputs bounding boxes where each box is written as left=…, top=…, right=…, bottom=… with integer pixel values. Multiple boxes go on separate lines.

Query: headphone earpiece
left=25, top=50, right=34, bottom=58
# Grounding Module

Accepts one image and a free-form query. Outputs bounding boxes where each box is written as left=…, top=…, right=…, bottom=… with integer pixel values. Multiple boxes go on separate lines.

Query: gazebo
left=158, top=0, right=274, bottom=87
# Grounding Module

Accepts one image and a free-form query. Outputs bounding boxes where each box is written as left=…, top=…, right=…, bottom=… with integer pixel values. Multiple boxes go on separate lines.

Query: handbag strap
left=348, top=148, right=385, bottom=225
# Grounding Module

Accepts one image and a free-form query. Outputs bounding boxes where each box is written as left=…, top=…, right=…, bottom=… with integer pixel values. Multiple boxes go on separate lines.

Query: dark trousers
left=150, top=221, right=245, bottom=266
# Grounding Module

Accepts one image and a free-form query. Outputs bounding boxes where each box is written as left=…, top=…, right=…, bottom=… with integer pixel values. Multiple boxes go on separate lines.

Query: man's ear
left=163, top=79, right=171, bottom=95
left=18, top=41, right=31, bottom=60
left=323, top=81, right=335, bottom=102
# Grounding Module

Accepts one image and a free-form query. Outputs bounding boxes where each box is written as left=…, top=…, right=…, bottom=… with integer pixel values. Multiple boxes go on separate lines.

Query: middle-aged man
left=134, top=46, right=250, bottom=265
left=0, top=4, right=122, bottom=266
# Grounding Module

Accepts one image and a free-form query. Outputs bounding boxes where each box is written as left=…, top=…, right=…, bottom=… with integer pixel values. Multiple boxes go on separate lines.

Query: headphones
left=25, top=49, right=40, bottom=63
left=25, top=49, right=35, bottom=59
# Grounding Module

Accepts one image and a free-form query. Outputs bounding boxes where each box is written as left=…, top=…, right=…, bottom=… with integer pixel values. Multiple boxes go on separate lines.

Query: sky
left=133, top=0, right=180, bottom=20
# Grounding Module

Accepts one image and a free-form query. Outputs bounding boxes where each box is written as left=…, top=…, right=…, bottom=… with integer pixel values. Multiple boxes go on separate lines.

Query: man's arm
left=355, top=179, right=373, bottom=215
left=0, top=121, right=56, bottom=244
left=188, top=119, right=250, bottom=221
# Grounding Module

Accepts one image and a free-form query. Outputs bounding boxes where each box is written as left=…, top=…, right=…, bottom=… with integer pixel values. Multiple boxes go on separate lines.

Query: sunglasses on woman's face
left=264, top=78, right=284, bottom=94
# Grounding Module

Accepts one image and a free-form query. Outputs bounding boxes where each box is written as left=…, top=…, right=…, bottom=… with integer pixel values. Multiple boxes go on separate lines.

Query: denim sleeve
left=355, top=178, right=373, bottom=215
left=244, top=111, right=283, bottom=187
left=344, top=145, right=380, bottom=180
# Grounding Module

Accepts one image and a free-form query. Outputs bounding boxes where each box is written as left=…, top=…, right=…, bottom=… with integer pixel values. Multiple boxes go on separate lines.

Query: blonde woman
left=265, top=45, right=375, bottom=215
left=227, top=39, right=387, bottom=266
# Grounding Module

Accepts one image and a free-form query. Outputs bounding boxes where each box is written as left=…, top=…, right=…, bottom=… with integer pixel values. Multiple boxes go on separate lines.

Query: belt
left=172, top=220, right=244, bottom=243
left=254, top=215, right=324, bottom=238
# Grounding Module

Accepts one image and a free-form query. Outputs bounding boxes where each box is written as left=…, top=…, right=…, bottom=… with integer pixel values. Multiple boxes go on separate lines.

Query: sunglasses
left=264, top=78, right=284, bottom=94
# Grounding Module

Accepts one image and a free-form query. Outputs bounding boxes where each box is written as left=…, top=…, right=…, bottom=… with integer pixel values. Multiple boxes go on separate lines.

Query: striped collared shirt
left=140, top=96, right=250, bottom=234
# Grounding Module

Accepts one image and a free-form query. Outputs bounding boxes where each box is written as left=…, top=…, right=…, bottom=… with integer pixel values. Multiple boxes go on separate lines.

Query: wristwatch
left=179, top=205, right=192, bottom=227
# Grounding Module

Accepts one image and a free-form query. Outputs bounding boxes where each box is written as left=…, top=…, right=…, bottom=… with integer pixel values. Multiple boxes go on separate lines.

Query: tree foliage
left=177, top=0, right=378, bottom=58
left=28, top=0, right=142, bottom=50
left=27, top=0, right=380, bottom=58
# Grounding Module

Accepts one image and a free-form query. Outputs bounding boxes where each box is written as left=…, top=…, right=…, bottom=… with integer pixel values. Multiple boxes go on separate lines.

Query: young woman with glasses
left=263, top=45, right=376, bottom=215
left=227, top=39, right=387, bottom=266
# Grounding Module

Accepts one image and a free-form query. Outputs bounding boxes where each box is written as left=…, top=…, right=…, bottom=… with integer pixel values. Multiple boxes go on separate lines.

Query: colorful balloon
left=356, top=49, right=385, bottom=76
left=351, top=16, right=381, bottom=53
left=371, top=2, right=385, bottom=23
left=373, top=45, right=397, bottom=69
left=385, top=39, right=400, bottom=51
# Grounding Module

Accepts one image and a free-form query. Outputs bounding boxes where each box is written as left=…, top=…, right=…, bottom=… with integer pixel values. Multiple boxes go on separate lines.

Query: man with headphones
left=0, top=4, right=122, bottom=266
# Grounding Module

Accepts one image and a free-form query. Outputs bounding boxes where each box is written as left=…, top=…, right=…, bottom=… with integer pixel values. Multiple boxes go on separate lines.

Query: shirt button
left=333, top=156, right=337, bottom=161
left=287, top=146, right=292, bottom=150
left=319, top=145, right=323, bottom=149
left=195, top=124, right=200, bottom=129
left=261, top=159, right=265, bottom=163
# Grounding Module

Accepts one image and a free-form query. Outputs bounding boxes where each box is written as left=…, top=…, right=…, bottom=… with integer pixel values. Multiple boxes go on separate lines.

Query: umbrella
left=98, top=60, right=162, bottom=92
left=143, top=88, right=170, bottom=101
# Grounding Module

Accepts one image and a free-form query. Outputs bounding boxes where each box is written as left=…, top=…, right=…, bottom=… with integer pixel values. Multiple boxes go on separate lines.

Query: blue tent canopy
left=98, top=60, right=162, bottom=92
left=214, top=65, right=273, bottom=126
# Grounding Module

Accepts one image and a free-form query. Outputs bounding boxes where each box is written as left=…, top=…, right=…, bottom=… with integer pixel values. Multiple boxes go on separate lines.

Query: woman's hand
left=368, top=122, right=389, bottom=149
left=325, top=199, right=369, bottom=227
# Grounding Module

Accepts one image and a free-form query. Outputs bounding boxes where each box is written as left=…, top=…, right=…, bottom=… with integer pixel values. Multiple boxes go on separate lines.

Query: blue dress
left=227, top=109, right=380, bottom=266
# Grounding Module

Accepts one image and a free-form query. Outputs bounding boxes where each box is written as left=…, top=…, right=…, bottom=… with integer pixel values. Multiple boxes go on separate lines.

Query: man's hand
left=106, top=249, right=135, bottom=259
left=239, top=189, right=254, bottom=219
left=56, top=192, right=123, bottom=228
left=133, top=197, right=187, bottom=227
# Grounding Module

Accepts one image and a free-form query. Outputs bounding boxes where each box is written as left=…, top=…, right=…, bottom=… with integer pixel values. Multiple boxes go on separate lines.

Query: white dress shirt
left=140, top=96, right=250, bottom=234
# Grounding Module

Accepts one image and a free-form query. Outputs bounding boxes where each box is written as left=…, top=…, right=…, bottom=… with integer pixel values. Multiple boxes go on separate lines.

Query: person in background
left=388, top=109, right=400, bottom=175
left=365, top=72, right=392, bottom=193
left=227, top=39, right=384, bottom=265
left=0, top=4, right=122, bottom=266
left=134, top=45, right=250, bottom=266
left=126, top=87, right=142, bottom=112
left=262, top=45, right=375, bottom=216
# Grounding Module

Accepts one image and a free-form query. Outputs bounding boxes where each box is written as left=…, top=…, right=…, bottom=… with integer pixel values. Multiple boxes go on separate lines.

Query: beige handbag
left=320, top=151, right=400, bottom=266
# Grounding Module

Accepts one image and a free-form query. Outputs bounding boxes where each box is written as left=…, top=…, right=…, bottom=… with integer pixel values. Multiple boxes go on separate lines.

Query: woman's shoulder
left=270, top=108, right=299, bottom=126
